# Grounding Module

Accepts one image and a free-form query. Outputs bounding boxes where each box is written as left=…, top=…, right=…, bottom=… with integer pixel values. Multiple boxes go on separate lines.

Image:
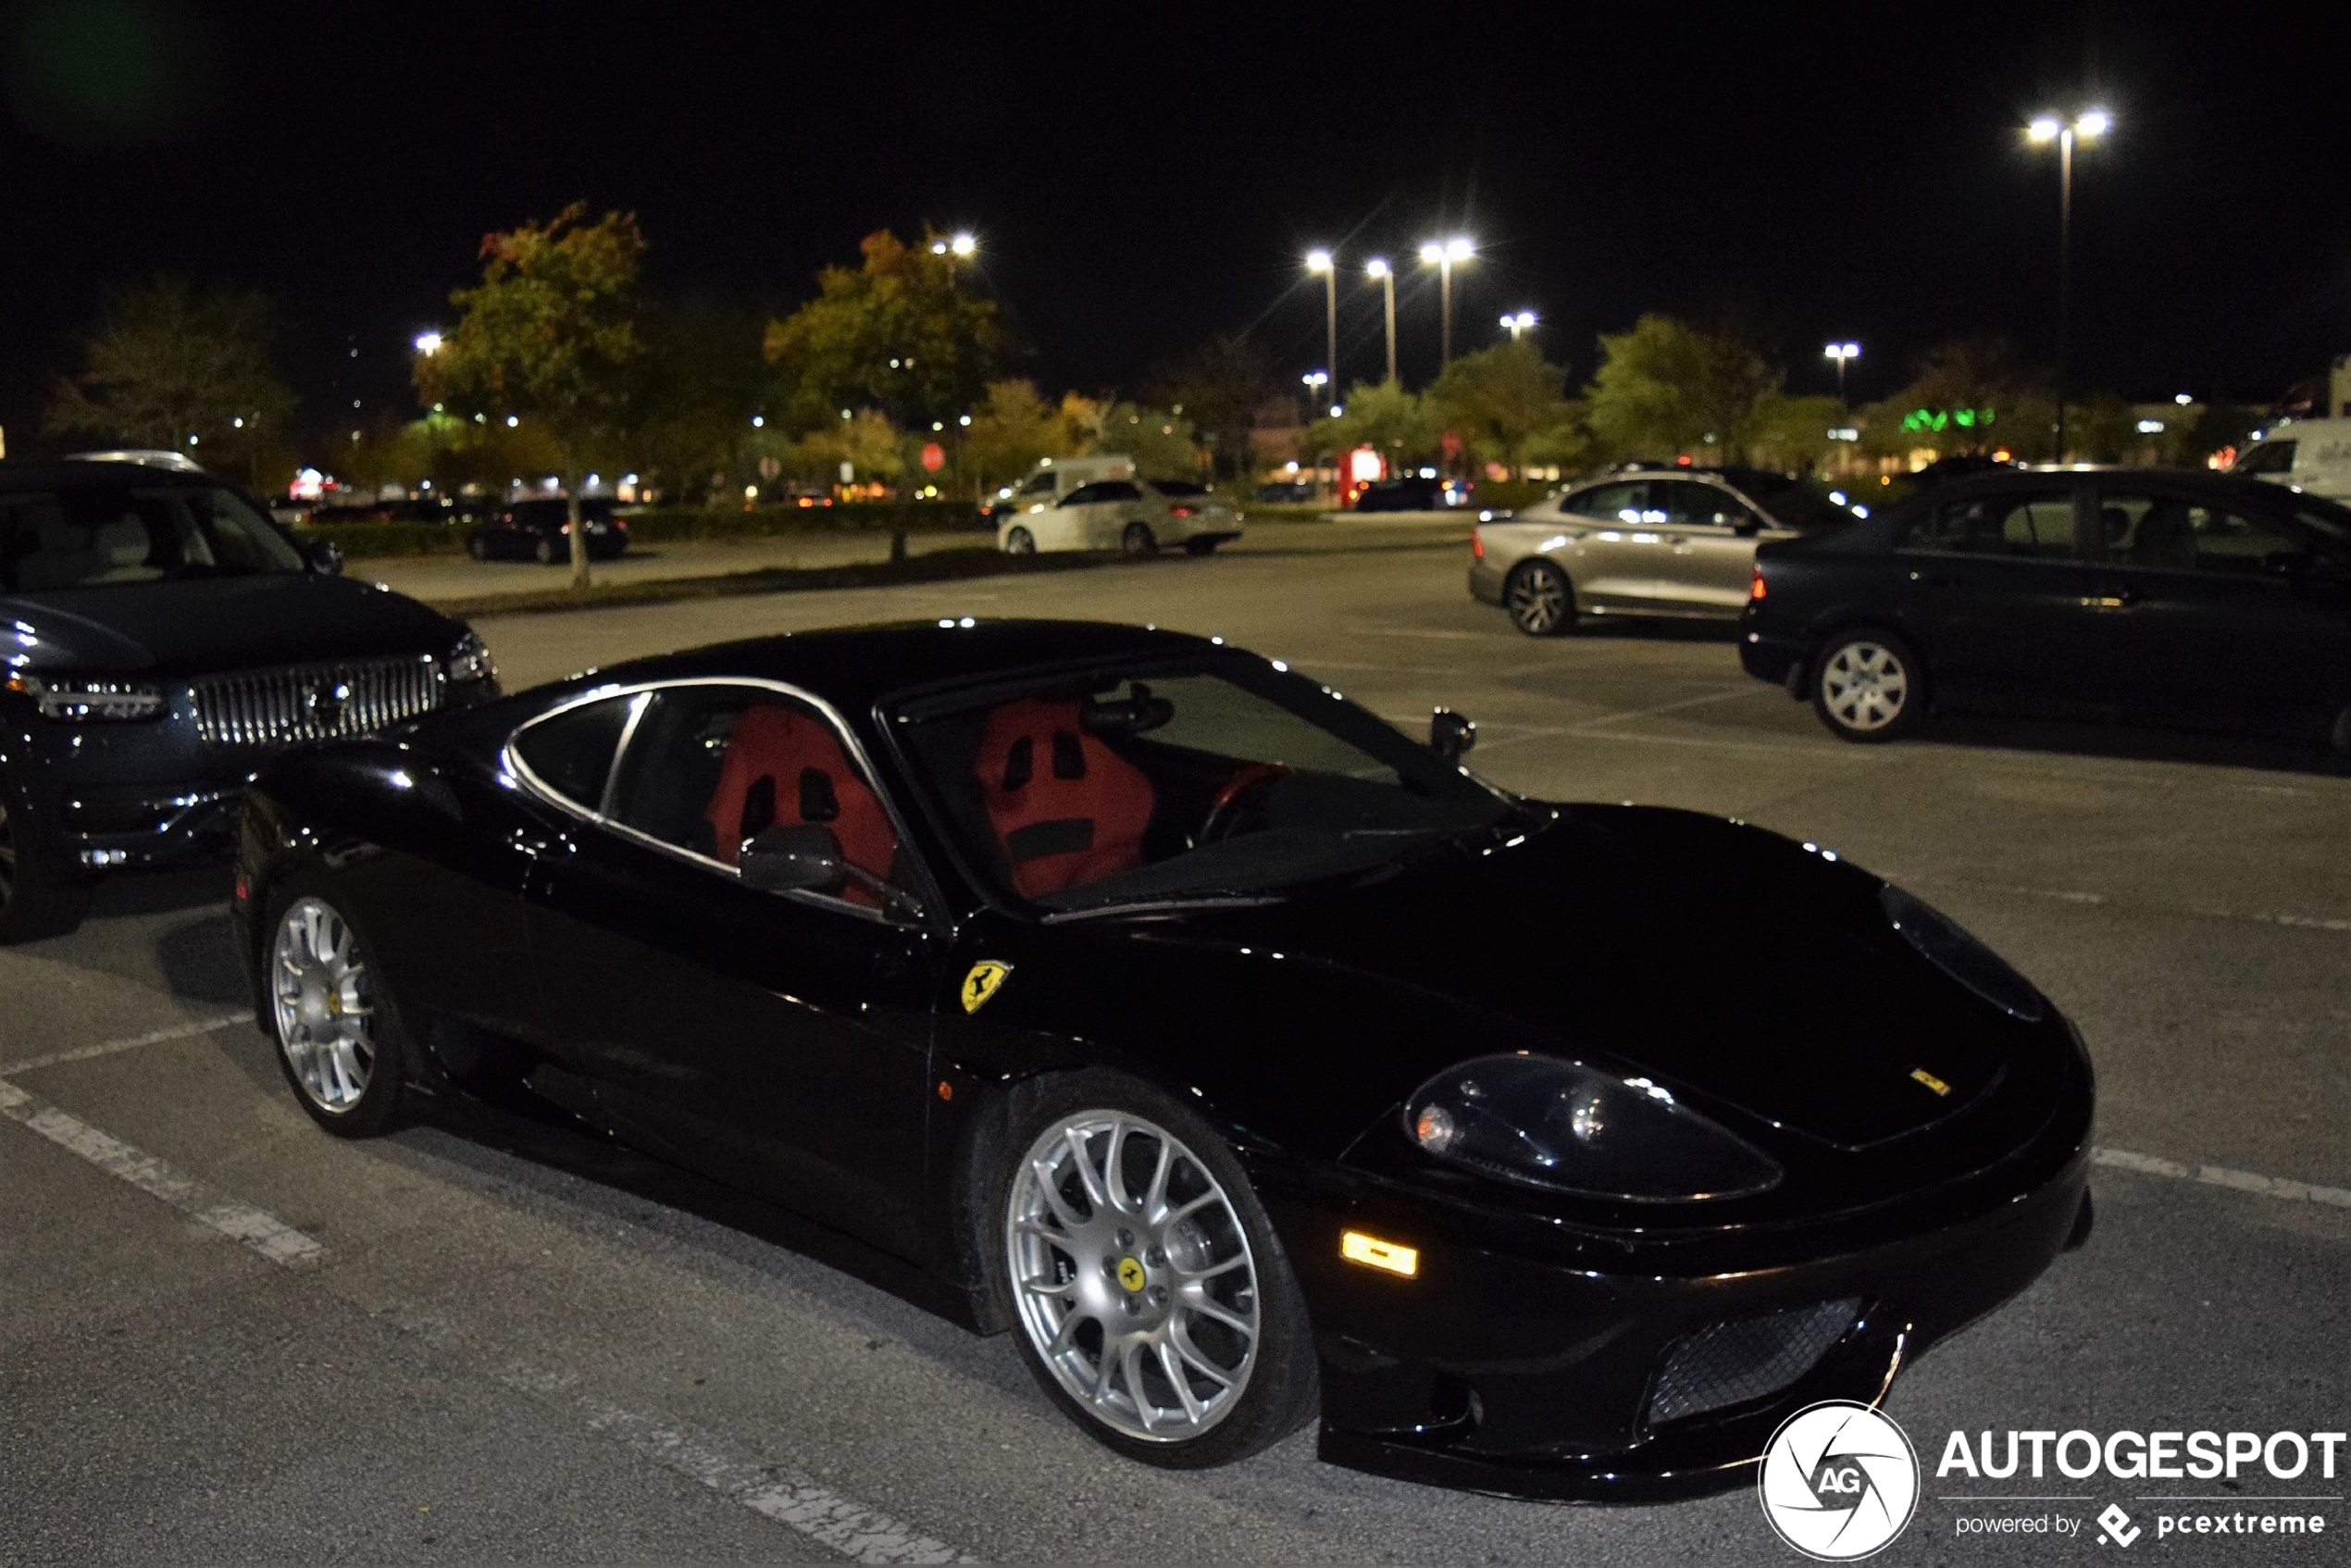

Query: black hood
left=3, top=575, right=462, bottom=676
left=1118, top=806, right=2029, bottom=1152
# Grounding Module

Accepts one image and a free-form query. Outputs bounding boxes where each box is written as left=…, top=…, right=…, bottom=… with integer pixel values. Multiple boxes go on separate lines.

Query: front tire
left=991, top=1070, right=1317, bottom=1468
left=1504, top=558, right=1574, bottom=636
left=533, top=534, right=558, bottom=565
left=265, top=882, right=406, bottom=1136
left=1004, top=526, right=1037, bottom=555
left=0, top=771, right=93, bottom=943
left=1121, top=522, right=1158, bottom=557
left=466, top=535, right=490, bottom=561
left=1812, top=627, right=1924, bottom=742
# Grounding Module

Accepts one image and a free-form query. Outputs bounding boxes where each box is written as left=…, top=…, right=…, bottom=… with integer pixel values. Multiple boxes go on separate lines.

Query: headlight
left=1403, top=1052, right=1781, bottom=1201
left=4, top=671, right=165, bottom=721
left=443, top=629, right=495, bottom=684
left=1879, top=883, right=2044, bottom=1021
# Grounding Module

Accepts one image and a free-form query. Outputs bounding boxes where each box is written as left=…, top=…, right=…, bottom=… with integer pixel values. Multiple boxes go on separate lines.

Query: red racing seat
left=703, top=703, right=898, bottom=901
left=975, top=698, right=1156, bottom=898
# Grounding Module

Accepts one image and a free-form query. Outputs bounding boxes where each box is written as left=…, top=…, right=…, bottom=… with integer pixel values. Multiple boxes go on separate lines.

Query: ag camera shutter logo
left=1759, top=1400, right=1921, bottom=1560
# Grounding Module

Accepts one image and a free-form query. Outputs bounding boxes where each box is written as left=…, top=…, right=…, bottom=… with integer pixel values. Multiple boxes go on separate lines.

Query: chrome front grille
left=192, top=655, right=446, bottom=747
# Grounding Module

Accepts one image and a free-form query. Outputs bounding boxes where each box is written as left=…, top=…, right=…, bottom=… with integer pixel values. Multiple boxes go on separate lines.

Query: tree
left=625, top=296, right=769, bottom=506
left=1082, top=403, right=1200, bottom=480
left=1740, top=393, right=1847, bottom=474
left=44, top=278, right=294, bottom=486
left=782, top=410, right=904, bottom=490
left=1861, top=337, right=2052, bottom=463
left=1306, top=380, right=1435, bottom=473
left=1426, top=341, right=1571, bottom=479
left=763, top=230, right=1006, bottom=434
left=416, top=203, right=647, bottom=585
left=964, top=380, right=1074, bottom=494
left=1143, top=330, right=1276, bottom=481
left=1584, top=315, right=1779, bottom=464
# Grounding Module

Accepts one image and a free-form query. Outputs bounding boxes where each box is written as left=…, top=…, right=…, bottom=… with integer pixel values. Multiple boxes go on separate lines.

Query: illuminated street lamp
left=412, top=330, right=443, bottom=356
left=1364, top=257, right=1398, bottom=383
left=929, top=231, right=977, bottom=257
left=1417, top=236, right=1474, bottom=366
left=2026, top=107, right=2110, bottom=457
left=1823, top=341, right=1860, bottom=404
left=1306, top=250, right=1338, bottom=409
left=1501, top=310, right=1537, bottom=342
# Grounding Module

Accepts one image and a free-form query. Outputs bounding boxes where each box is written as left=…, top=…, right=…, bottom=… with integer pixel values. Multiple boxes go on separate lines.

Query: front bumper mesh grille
left=1644, top=1298, right=1861, bottom=1428
left=192, top=655, right=445, bottom=747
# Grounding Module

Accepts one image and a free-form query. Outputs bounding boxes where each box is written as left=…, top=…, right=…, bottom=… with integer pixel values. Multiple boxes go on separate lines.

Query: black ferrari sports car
left=230, top=619, right=2094, bottom=1500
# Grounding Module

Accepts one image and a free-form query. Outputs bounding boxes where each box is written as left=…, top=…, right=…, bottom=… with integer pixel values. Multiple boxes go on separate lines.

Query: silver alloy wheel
left=1820, top=640, right=1909, bottom=732
left=1005, top=526, right=1036, bottom=554
left=270, top=896, right=377, bottom=1114
left=1507, top=561, right=1569, bottom=633
left=1005, top=1110, right=1261, bottom=1443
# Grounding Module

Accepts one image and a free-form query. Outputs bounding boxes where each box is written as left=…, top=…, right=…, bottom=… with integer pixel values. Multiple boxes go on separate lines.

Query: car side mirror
left=1431, top=707, right=1477, bottom=760
left=739, top=824, right=847, bottom=894
left=306, top=538, right=344, bottom=576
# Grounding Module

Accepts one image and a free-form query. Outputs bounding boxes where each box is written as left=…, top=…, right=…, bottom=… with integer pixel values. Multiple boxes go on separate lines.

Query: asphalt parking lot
left=5, top=538, right=2346, bottom=1565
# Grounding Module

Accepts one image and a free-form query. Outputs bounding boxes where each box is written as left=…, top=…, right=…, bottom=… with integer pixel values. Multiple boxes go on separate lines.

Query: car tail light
left=1472, top=526, right=1485, bottom=560
left=1168, top=504, right=1195, bottom=517
left=1748, top=567, right=1766, bottom=601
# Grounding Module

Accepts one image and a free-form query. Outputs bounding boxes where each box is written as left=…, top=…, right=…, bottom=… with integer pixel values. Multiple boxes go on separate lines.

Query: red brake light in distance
left=1748, top=567, right=1767, bottom=601
left=1168, top=504, right=1195, bottom=517
left=1472, top=525, right=1485, bottom=559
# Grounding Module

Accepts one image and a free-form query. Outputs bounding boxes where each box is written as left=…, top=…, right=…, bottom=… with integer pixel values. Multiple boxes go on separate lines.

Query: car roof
left=1941, top=464, right=2307, bottom=505
left=0, top=459, right=219, bottom=492
left=565, top=619, right=1225, bottom=715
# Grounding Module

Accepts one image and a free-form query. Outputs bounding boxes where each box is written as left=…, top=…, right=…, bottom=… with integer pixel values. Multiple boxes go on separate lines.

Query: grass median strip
left=0, top=1076, right=325, bottom=1267
left=415, top=545, right=1107, bottom=619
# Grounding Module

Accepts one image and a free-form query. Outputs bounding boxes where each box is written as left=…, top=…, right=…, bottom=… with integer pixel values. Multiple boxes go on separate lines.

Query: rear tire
left=0, top=771, right=93, bottom=944
left=1121, top=522, right=1157, bottom=557
left=1004, top=527, right=1037, bottom=555
left=2330, top=703, right=2351, bottom=757
left=989, top=1069, right=1318, bottom=1469
left=466, top=535, right=490, bottom=561
left=263, top=879, right=407, bottom=1137
left=1811, top=627, right=1924, bottom=742
left=1504, top=559, right=1574, bottom=636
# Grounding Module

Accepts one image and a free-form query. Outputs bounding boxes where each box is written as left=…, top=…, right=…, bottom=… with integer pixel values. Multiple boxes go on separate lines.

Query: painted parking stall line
left=0, top=1011, right=247, bottom=1077
left=499, top=1367, right=976, bottom=1564
left=0, top=1077, right=324, bottom=1268
left=2095, top=1147, right=2351, bottom=1210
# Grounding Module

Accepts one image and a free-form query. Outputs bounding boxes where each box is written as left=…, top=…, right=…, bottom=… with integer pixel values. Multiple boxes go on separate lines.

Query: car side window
left=1565, top=481, right=1654, bottom=524
left=1903, top=489, right=2077, bottom=559
left=2233, top=441, right=2295, bottom=477
left=1062, top=482, right=1106, bottom=506
left=603, top=684, right=906, bottom=907
left=1656, top=481, right=1751, bottom=529
left=1016, top=472, right=1057, bottom=498
left=510, top=694, right=638, bottom=811
left=1097, top=480, right=1142, bottom=502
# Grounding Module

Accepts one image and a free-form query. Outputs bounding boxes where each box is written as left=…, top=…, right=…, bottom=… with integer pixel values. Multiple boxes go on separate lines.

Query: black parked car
left=0, top=461, right=500, bottom=940
left=465, top=497, right=628, bottom=563
left=1352, top=476, right=1454, bottom=512
left=230, top=618, right=2091, bottom=1500
left=1743, top=466, right=2351, bottom=746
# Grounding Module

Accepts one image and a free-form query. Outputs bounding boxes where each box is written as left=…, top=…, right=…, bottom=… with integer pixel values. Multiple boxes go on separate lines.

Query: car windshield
left=0, top=485, right=305, bottom=591
left=1735, top=474, right=1860, bottom=531
left=891, top=653, right=1519, bottom=915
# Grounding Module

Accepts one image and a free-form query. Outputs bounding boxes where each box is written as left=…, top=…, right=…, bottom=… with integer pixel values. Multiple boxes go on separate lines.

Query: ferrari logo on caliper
left=961, top=961, right=1013, bottom=1014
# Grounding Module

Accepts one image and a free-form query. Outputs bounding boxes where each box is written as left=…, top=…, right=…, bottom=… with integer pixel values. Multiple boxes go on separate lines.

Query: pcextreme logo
left=1759, top=1401, right=1922, bottom=1561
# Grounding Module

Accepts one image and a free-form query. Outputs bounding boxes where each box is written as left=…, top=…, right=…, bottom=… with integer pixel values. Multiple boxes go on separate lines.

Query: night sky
left=4, top=1, right=2347, bottom=451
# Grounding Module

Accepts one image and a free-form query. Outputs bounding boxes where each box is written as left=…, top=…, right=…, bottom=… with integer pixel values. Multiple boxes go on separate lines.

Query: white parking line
left=2095, top=1147, right=2351, bottom=1210
left=0, top=1078, right=324, bottom=1267
left=0, top=1012, right=247, bottom=1077
left=499, top=1367, right=975, bottom=1563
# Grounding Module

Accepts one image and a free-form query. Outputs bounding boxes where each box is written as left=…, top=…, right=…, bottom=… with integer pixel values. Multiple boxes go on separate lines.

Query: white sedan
left=997, top=479, right=1243, bottom=557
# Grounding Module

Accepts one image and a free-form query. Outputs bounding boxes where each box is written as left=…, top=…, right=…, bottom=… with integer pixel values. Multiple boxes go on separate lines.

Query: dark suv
left=465, top=497, right=628, bottom=563
left=0, top=461, right=500, bottom=940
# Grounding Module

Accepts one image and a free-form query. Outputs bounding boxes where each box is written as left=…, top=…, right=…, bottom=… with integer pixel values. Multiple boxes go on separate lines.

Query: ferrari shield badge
left=961, top=961, right=1013, bottom=1014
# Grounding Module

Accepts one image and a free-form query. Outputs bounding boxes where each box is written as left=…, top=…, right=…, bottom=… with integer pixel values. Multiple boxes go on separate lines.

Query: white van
left=994, top=454, right=1138, bottom=513
left=2232, top=418, right=2351, bottom=500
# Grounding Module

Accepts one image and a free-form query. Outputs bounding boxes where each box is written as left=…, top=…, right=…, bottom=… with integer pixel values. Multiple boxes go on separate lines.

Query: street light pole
left=1823, top=342, right=1860, bottom=407
left=1365, top=258, right=1397, bottom=383
left=1306, top=250, right=1337, bottom=406
left=2028, top=109, right=2108, bottom=461
left=1418, top=237, right=1475, bottom=367
left=1501, top=311, right=1537, bottom=342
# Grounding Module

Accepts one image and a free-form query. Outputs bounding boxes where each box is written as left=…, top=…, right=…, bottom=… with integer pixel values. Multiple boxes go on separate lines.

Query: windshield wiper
left=1039, top=892, right=1287, bottom=926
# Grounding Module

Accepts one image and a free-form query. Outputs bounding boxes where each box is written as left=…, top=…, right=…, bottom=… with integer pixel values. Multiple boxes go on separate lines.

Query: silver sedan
left=1468, top=467, right=1860, bottom=635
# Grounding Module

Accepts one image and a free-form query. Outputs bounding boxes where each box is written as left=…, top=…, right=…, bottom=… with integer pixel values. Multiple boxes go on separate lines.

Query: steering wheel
left=1198, top=763, right=1290, bottom=843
